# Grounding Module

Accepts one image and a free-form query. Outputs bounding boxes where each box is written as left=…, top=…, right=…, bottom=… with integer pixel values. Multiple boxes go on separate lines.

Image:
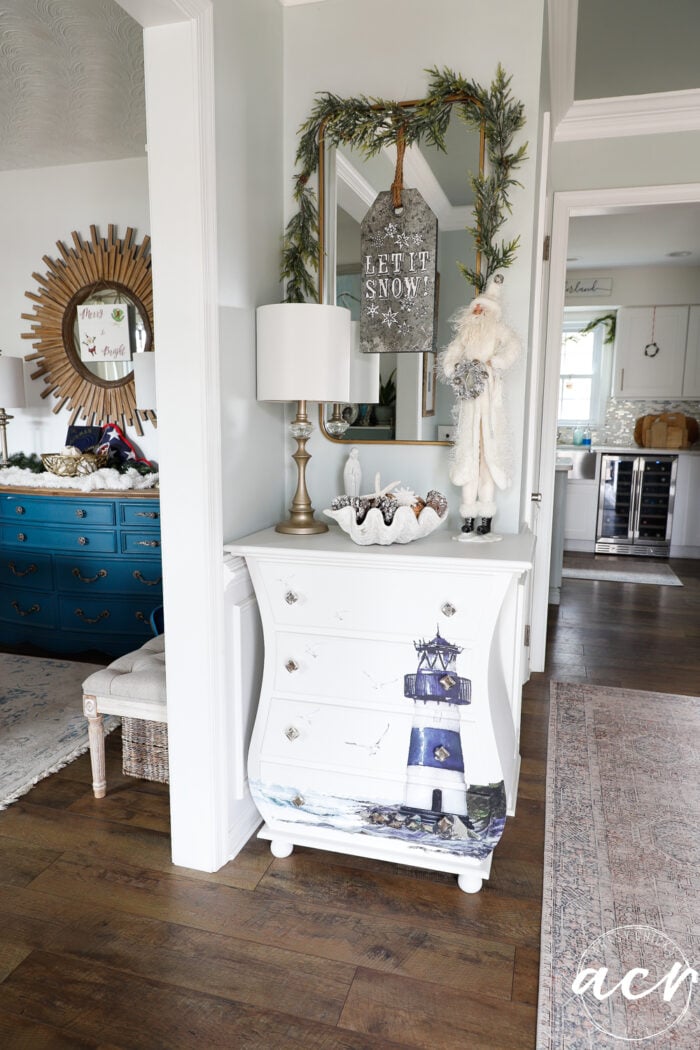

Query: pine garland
left=282, top=64, right=526, bottom=302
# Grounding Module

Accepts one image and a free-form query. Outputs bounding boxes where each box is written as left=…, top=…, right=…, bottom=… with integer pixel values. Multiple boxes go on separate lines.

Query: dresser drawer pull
left=72, top=567, right=108, bottom=584
left=135, top=611, right=149, bottom=624
left=135, top=511, right=159, bottom=519
left=11, top=600, right=40, bottom=617
left=434, top=745, right=451, bottom=763
left=75, top=509, right=87, bottom=518
left=74, top=608, right=110, bottom=624
left=17, top=532, right=27, bottom=542
left=133, top=570, right=162, bottom=587
left=441, top=602, right=456, bottom=617
left=284, top=590, right=299, bottom=605
left=439, top=674, right=456, bottom=690
left=285, top=659, right=299, bottom=674
left=14, top=505, right=25, bottom=515
left=8, top=561, right=37, bottom=578
left=284, top=726, right=300, bottom=742
left=136, top=540, right=160, bottom=548
left=77, top=537, right=89, bottom=546
left=291, top=794, right=305, bottom=808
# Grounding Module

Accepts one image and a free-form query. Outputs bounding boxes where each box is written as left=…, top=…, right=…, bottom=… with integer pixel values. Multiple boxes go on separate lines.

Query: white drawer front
left=272, top=630, right=479, bottom=708
left=255, top=558, right=506, bottom=638
left=259, top=696, right=413, bottom=778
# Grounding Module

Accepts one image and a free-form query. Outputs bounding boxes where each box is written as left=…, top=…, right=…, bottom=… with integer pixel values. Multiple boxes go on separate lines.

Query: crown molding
left=547, top=0, right=577, bottom=132
left=554, top=88, right=700, bottom=142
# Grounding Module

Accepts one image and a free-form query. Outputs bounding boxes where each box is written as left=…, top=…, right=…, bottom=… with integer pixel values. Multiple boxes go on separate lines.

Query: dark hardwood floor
left=0, top=556, right=698, bottom=1048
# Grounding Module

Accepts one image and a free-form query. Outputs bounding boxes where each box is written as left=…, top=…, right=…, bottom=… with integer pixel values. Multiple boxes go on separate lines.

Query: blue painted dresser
left=0, top=488, right=162, bottom=658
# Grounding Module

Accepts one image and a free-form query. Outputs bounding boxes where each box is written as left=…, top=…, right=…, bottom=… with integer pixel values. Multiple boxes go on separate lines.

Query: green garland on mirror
left=282, top=64, right=527, bottom=302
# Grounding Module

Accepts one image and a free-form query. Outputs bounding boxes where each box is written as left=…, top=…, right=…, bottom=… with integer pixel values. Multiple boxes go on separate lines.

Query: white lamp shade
left=133, top=353, right=157, bottom=410
left=0, top=355, right=26, bottom=408
left=349, top=321, right=380, bottom=403
left=256, top=303, right=352, bottom=403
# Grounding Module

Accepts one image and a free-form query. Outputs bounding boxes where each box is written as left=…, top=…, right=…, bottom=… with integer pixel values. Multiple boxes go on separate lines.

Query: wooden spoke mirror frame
left=22, top=224, right=156, bottom=436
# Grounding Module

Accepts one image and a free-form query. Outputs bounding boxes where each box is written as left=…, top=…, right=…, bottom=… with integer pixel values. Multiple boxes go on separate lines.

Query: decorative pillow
left=65, top=425, right=104, bottom=452
left=96, top=423, right=153, bottom=467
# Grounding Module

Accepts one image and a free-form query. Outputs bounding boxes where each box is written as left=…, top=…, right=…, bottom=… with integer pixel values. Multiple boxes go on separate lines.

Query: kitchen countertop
left=557, top=444, right=700, bottom=456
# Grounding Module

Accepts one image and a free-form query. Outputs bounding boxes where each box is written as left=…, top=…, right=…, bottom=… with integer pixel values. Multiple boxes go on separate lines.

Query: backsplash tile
left=601, top=398, right=700, bottom=446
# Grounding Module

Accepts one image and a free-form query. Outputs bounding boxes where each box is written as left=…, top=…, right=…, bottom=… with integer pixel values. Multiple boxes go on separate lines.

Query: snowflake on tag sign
left=411, top=233, right=424, bottom=247
left=383, top=222, right=398, bottom=238
left=370, top=231, right=386, bottom=251
left=381, top=308, right=399, bottom=328
left=367, top=303, right=380, bottom=317
left=399, top=299, right=413, bottom=312
left=395, top=232, right=412, bottom=250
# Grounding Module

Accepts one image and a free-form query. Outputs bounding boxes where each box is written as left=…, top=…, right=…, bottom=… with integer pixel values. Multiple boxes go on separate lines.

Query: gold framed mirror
left=22, top=224, right=155, bottom=436
left=275, top=70, right=525, bottom=447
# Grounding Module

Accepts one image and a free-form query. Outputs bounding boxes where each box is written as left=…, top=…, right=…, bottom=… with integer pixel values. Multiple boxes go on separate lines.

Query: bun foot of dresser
left=457, top=872, right=483, bottom=894
left=270, top=839, right=294, bottom=859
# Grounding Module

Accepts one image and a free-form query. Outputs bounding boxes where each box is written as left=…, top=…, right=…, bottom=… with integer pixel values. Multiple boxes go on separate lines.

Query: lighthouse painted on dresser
left=403, top=630, right=471, bottom=817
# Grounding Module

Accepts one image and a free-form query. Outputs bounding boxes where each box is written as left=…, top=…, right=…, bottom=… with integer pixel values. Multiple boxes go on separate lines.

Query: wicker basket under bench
left=122, top=717, right=169, bottom=783
left=82, top=633, right=167, bottom=798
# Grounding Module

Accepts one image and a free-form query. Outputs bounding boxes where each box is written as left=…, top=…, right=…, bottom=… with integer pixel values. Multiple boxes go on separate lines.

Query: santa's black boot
left=461, top=517, right=475, bottom=534
left=476, top=517, right=492, bottom=535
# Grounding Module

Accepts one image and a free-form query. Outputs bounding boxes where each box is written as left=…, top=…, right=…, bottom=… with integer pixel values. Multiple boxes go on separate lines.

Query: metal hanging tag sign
left=360, top=188, right=438, bottom=354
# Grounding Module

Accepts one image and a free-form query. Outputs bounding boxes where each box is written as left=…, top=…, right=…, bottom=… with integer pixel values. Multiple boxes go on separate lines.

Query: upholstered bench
left=82, top=633, right=167, bottom=798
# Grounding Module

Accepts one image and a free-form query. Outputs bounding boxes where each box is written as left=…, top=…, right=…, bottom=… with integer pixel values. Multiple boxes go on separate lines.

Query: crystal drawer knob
left=78, top=537, right=88, bottom=546
left=284, top=590, right=299, bottom=605
left=285, top=659, right=299, bottom=674
left=75, top=509, right=87, bottom=518
left=292, top=795, right=305, bottom=808
left=441, top=602, right=456, bottom=617
left=440, top=674, right=456, bottom=690
left=434, top=745, right=451, bottom=763
left=17, top=532, right=27, bottom=542
left=15, top=505, right=25, bottom=515
left=284, top=725, right=300, bottom=742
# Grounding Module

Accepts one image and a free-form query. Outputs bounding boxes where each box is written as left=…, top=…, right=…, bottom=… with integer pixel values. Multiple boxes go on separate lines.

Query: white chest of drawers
left=227, top=526, right=534, bottom=893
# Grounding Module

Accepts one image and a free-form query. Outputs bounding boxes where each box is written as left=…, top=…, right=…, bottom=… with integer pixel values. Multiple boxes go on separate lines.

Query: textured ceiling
left=0, top=0, right=146, bottom=172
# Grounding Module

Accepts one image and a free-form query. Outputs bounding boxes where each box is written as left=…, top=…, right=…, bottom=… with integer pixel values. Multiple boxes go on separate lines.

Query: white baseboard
left=227, top=793, right=263, bottom=862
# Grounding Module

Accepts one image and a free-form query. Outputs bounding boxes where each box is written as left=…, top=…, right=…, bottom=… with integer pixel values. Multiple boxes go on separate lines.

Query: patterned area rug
left=0, top=653, right=117, bottom=809
left=539, top=682, right=700, bottom=1048
left=562, top=562, right=682, bottom=586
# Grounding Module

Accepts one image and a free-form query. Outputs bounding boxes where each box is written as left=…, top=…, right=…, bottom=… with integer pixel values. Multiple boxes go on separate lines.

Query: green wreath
left=282, top=64, right=527, bottom=303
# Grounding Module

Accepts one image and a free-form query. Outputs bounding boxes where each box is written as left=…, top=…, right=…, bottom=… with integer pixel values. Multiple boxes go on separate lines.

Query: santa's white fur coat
left=441, top=297, right=520, bottom=518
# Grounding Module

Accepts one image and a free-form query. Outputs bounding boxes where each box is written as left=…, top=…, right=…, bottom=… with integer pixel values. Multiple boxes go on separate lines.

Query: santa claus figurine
left=440, top=274, right=520, bottom=536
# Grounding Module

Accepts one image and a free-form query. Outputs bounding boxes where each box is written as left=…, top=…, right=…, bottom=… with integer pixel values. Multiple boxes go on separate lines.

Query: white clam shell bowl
left=324, top=504, right=448, bottom=545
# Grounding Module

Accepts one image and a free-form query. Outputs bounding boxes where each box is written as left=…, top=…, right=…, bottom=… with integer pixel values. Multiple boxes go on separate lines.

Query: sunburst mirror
left=22, top=224, right=156, bottom=436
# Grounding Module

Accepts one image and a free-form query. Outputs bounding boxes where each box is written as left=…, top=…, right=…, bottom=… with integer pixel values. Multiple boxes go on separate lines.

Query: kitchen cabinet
left=670, top=455, right=700, bottom=552
left=228, top=526, right=534, bottom=894
left=683, top=306, right=700, bottom=397
left=564, top=479, right=599, bottom=550
left=612, top=306, right=689, bottom=398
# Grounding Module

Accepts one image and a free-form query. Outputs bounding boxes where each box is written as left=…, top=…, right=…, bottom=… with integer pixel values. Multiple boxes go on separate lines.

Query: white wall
left=281, top=0, right=546, bottom=535
left=213, top=0, right=287, bottom=540
left=551, top=131, right=700, bottom=194
left=565, top=265, right=700, bottom=309
left=0, top=157, right=156, bottom=461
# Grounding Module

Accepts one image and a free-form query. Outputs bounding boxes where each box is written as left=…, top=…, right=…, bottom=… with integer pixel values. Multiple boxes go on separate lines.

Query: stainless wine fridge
left=595, top=453, right=678, bottom=557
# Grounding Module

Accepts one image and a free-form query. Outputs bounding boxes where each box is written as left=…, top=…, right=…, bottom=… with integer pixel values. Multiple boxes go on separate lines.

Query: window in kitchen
left=558, top=311, right=615, bottom=425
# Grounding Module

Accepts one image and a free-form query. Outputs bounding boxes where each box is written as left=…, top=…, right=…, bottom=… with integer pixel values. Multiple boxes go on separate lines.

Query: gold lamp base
left=276, top=400, right=328, bottom=535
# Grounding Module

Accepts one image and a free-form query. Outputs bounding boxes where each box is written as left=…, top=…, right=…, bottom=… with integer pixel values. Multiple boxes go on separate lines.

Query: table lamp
left=256, top=303, right=351, bottom=534
left=0, top=353, right=26, bottom=467
left=326, top=321, right=380, bottom=436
